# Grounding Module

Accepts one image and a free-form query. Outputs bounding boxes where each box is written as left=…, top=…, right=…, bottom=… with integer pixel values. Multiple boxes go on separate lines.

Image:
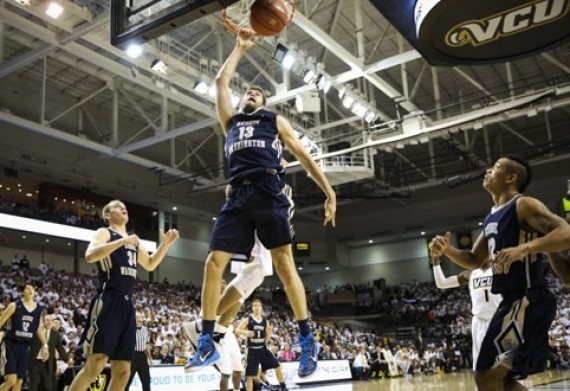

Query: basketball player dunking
left=185, top=30, right=336, bottom=378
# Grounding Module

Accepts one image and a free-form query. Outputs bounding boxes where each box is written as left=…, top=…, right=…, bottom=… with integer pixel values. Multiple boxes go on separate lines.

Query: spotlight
left=351, top=102, right=368, bottom=117
left=193, top=80, right=209, bottom=95
left=150, top=59, right=167, bottom=74
left=126, top=43, right=143, bottom=58
left=316, top=74, right=331, bottom=92
left=342, top=94, right=355, bottom=109
left=46, top=2, right=63, bottom=18
left=303, top=69, right=317, bottom=84
left=364, top=111, right=378, bottom=123
left=282, top=50, right=297, bottom=70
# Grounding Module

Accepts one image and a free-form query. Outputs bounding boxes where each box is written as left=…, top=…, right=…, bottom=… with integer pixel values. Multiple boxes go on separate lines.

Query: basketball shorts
left=221, top=331, right=244, bottom=372
left=2, top=339, right=30, bottom=378
left=210, top=175, right=294, bottom=254
left=245, top=347, right=279, bottom=376
left=472, top=316, right=492, bottom=370
left=83, top=290, right=136, bottom=361
left=476, top=288, right=556, bottom=379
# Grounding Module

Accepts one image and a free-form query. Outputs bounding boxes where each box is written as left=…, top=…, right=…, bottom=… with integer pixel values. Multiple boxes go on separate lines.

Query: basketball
left=249, top=0, right=289, bottom=37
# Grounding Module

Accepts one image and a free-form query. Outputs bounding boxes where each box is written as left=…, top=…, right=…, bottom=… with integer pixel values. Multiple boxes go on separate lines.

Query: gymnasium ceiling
left=0, top=0, right=569, bottom=253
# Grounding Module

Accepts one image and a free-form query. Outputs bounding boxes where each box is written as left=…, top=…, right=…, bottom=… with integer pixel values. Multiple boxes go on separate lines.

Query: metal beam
left=292, top=12, right=421, bottom=114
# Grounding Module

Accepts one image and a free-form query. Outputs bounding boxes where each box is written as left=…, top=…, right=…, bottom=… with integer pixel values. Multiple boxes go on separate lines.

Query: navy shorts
left=2, top=338, right=30, bottom=379
left=82, top=290, right=136, bottom=361
left=210, top=174, right=294, bottom=254
left=476, top=288, right=556, bottom=379
left=245, top=347, right=280, bottom=376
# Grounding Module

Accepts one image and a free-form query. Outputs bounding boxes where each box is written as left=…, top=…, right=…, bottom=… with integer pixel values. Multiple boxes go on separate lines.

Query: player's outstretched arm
left=138, top=229, right=180, bottom=271
left=277, top=115, right=336, bottom=227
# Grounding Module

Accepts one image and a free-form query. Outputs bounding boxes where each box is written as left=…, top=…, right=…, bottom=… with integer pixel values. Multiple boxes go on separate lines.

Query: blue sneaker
left=184, top=333, right=220, bottom=373
left=297, top=333, right=319, bottom=377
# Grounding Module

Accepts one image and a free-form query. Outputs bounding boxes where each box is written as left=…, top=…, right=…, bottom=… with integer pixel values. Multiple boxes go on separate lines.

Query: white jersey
left=469, top=268, right=501, bottom=320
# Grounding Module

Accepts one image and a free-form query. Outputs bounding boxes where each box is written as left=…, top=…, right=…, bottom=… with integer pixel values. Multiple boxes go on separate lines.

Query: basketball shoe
left=183, top=320, right=223, bottom=373
left=297, top=333, right=319, bottom=377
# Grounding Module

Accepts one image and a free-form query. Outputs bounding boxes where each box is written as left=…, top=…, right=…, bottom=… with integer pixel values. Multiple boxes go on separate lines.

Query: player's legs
left=220, top=258, right=265, bottom=318
left=270, top=245, right=307, bottom=320
left=0, top=374, right=18, bottom=391
left=232, top=371, right=242, bottom=391
left=106, top=360, right=131, bottom=391
left=270, top=244, right=318, bottom=377
left=68, top=353, right=109, bottom=391
left=185, top=250, right=233, bottom=371
left=203, top=250, right=234, bottom=321
left=218, top=285, right=244, bottom=317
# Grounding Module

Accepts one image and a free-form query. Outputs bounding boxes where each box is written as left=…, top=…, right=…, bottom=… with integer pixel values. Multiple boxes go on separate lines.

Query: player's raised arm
left=215, top=31, right=257, bottom=135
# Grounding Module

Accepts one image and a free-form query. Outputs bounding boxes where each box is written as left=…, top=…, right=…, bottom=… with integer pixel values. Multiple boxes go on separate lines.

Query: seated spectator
left=352, top=346, right=370, bottom=380
left=319, top=344, right=338, bottom=360
left=277, top=342, right=297, bottom=361
left=159, top=345, right=174, bottom=364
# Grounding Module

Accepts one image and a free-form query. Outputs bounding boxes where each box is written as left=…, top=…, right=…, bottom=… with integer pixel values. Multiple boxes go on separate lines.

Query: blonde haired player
left=432, top=256, right=501, bottom=370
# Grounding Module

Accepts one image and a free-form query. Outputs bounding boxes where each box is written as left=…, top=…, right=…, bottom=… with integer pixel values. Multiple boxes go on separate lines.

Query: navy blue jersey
left=225, top=109, right=283, bottom=181
left=97, top=229, right=137, bottom=296
left=484, top=195, right=546, bottom=294
left=5, top=300, right=43, bottom=344
left=247, top=315, right=267, bottom=349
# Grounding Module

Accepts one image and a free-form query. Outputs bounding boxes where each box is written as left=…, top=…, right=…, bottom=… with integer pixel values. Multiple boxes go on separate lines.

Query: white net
left=222, top=0, right=295, bottom=34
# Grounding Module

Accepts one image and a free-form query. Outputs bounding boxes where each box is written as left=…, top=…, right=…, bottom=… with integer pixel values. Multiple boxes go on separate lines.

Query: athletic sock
left=298, top=318, right=311, bottom=337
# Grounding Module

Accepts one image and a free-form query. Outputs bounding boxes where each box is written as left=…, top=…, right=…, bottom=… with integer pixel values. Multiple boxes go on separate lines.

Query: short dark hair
left=246, top=85, right=266, bottom=106
left=505, top=154, right=532, bottom=192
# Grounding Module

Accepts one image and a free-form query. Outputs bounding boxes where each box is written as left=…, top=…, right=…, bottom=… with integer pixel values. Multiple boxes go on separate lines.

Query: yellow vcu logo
left=88, top=374, right=107, bottom=391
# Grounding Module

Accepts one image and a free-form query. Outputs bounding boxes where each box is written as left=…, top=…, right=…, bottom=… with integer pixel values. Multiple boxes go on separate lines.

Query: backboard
left=111, top=0, right=240, bottom=49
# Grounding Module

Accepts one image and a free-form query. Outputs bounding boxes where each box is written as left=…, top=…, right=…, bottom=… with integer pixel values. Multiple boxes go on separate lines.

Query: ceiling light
left=172, top=206, right=178, bottom=211
left=151, top=59, right=167, bottom=74
left=325, top=267, right=330, bottom=270
left=298, top=267, right=303, bottom=270
left=526, top=108, right=538, bottom=117
left=342, top=95, right=355, bottom=109
left=473, top=121, right=483, bottom=130
left=46, top=2, right=63, bottom=18
left=193, top=80, right=209, bottom=95
left=364, top=110, right=378, bottom=122
left=351, top=102, right=368, bottom=117
left=303, top=69, right=317, bottom=84
left=126, top=44, right=143, bottom=58
left=368, top=239, right=373, bottom=244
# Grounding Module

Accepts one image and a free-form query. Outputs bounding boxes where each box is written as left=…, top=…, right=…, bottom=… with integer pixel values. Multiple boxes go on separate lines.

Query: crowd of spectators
left=2, top=256, right=570, bottom=386
left=0, top=196, right=101, bottom=230
left=2, top=194, right=570, bottom=385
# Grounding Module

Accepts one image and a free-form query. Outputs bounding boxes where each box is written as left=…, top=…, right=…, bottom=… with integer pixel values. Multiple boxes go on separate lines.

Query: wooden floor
left=299, top=369, right=570, bottom=391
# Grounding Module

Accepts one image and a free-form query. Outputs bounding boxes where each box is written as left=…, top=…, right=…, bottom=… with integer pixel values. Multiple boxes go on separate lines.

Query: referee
left=125, top=311, right=152, bottom=391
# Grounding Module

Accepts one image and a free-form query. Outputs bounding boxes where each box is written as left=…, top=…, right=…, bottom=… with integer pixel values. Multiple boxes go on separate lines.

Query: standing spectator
left=19, top=255, right=30, bottom=271
left=28, top=314, right=69, bottom=391
left=11, top=254, right=19, bottom=271
left=38, top=261, right=49, bottom=276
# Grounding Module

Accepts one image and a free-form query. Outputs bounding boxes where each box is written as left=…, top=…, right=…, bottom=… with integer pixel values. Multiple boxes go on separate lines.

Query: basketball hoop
left=222, top=0, right=295, bottom=36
